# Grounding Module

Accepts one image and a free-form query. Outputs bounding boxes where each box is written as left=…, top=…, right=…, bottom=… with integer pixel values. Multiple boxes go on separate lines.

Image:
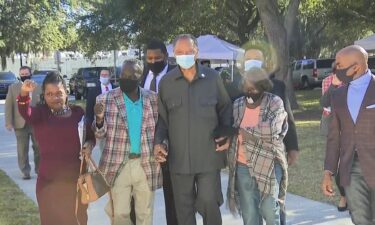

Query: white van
left=292, top=58, right=334, bottom=89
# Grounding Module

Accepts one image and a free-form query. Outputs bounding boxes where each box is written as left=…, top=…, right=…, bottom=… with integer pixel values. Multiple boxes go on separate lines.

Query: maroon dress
left=18, top=95, right=95, bottom=225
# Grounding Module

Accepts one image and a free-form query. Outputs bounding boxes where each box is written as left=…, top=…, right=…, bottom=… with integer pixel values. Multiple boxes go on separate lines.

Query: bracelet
left=16, top=95, right=31, bottom=104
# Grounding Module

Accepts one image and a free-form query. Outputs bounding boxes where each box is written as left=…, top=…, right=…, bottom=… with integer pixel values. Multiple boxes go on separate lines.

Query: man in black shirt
left=154, top=34, right=232, bottom=225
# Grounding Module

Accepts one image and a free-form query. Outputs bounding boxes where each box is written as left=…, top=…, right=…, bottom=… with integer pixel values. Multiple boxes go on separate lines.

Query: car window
left=0, top=72, right=16, bottom=80
left=316, top=59, right=334, bottom=68
left=82, top=69, right=96, bottom=78
left=31, top=75, right=46, bottom=84
left=295, top=61, right=302, bottom=70
left=302, top=60, right=314, bottom=69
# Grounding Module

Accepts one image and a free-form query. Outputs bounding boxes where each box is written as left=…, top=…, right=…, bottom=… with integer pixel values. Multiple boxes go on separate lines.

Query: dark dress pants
left=345, top=154, right=375, bottom=225
left=171, top=171, right=222, bottom=225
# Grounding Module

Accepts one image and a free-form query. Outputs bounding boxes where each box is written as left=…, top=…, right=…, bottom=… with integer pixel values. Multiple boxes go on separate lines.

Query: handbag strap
left=76, top=154, right=85, bottom=225
left=75, top=154, right=115, bottom=224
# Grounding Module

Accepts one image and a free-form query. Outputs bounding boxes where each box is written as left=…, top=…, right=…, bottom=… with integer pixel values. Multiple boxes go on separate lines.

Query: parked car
left=0, top=71, right=18, bottom=99
left=32, top=69, right=69, bottom=93
left=72, top=67, right=109, bottom=100
left=292, top=58, right=335, bottom=89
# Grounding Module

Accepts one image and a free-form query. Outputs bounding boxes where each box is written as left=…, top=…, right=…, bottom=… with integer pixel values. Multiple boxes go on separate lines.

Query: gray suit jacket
left=5, top=82, right=41, bottom=129
left=325, top=75, right=375, bottom=188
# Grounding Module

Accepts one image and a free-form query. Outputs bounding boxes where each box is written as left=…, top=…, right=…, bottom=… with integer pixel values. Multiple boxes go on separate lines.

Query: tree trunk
left=255, top=0, right=301, bottom=109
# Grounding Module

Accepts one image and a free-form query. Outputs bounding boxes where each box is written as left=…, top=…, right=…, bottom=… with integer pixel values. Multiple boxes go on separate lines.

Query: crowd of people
left=4, top=33, right=374, bottom=225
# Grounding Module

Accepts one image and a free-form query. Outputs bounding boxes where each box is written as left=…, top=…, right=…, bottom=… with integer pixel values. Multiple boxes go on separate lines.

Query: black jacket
left=140, top=63, right=176, bottom=89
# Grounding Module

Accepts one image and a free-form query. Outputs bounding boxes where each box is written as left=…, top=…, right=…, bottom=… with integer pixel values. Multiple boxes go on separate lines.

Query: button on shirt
left=123, top=91, right=143, bottom=154
left=144, top=64, right=168, bottom=93
left=347, top=70, right=372, bottom=123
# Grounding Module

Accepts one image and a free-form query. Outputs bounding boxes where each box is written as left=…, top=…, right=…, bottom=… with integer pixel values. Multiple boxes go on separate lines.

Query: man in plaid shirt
left=92, top=59, right=162, bottom=225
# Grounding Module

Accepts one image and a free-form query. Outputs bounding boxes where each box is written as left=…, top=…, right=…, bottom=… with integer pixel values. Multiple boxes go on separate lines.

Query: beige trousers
left=105, top=159, right=155, bottom=225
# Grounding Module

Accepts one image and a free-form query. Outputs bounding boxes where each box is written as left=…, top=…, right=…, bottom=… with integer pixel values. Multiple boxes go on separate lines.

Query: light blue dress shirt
left=123, top=91, right=143, bottom=154
left=347, top=70, right=372, bottom=123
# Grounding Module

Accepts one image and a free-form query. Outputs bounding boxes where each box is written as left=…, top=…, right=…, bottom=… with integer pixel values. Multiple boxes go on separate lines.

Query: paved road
left=0, top=99, right=353, bottom=225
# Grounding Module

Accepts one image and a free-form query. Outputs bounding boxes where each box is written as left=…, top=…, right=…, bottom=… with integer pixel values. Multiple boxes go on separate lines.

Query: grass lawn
left=0, top=170, right=39, bottom=225
left=288, top=88, right=339, bottom=205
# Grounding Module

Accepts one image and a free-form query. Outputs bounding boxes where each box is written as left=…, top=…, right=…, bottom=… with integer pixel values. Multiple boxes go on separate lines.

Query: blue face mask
left=100, top=77, right=110, bottom=85
left=244, top=60, right=263, bottom=71
left=176, top=55, right=195, bottom=69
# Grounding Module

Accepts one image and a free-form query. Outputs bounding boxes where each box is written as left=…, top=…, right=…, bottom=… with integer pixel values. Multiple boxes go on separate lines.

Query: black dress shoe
left=337, top=203, right=348, bottom=212
left=22, top=174, right=31, bottom=180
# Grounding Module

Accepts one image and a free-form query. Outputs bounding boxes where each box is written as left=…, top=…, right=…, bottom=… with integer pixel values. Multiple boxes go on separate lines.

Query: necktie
left=105, top=86, right=109, bottom=92
left=150, top=74, right=157, bottom=92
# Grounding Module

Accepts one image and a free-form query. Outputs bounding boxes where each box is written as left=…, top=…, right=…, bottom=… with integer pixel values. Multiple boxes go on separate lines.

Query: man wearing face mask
left=140, top=40, right=178, bottom=225
left=86, top=69, right=115, bottom=133
left=5, top=66, right=41, bottom=179
left=154, top=34, right=232, bottom=225
left=322, top=45, right=375, bottom=225
left=242, top=48, right=299, bottom=225
left=91, top=59, right=161, bottom=225
left=141, top=40, right=175, bottom=93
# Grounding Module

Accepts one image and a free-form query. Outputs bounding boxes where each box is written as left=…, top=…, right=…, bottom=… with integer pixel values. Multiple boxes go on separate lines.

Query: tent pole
left=231, top=60, right=234, bottom=82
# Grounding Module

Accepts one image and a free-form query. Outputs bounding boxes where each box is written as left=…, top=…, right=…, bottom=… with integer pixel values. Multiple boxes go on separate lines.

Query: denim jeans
left=236, top=163, right=283, bottom=225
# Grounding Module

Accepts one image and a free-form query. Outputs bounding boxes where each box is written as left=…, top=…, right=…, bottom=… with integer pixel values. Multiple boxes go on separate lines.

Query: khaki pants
left=106, top=158, right=154, bottom=225
left=14, top=124, right=40, bottom=176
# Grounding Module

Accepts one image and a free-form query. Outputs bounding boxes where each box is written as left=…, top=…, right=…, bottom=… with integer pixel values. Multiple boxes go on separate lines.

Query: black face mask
left=246, top=92, right=263, bottom=104
left=20, top=76, right=31, bottom=82
left=336, top=63, right=356, bottom=84
left=119, top=79, right=139, bottom=93
left=148, top=61, right=166, bottom=75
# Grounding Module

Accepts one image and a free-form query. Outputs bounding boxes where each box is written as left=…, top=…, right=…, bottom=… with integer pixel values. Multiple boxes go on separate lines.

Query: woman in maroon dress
left=17, top=72, right=95, bottom=225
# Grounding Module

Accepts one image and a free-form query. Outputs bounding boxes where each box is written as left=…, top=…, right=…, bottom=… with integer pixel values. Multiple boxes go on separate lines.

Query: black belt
left=128, top=153, right=141, bottom=159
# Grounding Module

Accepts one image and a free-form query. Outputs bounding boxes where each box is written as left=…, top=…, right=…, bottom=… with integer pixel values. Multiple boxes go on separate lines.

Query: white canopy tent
left=354, top=34, right=375, bottom=52
left=167, top=35, right=244, bottom=80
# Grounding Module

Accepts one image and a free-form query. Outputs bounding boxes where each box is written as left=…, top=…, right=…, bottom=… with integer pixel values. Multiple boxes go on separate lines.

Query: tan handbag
left=76, top=154, right=114, bottom=224
left=77, top=154, right=110, bottom=203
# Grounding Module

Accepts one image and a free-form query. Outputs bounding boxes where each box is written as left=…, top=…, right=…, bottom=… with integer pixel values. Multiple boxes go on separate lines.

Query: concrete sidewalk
left=0, top=99, right=353, bottom=225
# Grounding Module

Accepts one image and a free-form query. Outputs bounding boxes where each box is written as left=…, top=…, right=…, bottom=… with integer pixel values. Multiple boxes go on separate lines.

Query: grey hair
left=173, top=34, right=198, bottom=49
left=121, top=59, right=144, bottom=78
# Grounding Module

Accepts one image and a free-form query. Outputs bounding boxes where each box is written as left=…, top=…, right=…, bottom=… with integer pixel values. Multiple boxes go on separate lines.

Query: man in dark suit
left=322, top=45, right=375, bottom=225
left=141, top=40, right=175, bottom=92
left=140, top=40, right=178, bottom=225
left=86, top=68, right=114, bottom=127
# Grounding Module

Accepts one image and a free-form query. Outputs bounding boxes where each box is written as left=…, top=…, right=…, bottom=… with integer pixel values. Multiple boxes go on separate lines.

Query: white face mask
left=244, top=60, right=263, bottom=71
left=100, top=77, right=110, bottom=85
left=175, top=54, right=196, bottom=69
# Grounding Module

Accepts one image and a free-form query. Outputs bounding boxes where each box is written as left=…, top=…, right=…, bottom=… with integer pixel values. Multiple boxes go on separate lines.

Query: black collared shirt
left=155, top=64, right=232, bottom=174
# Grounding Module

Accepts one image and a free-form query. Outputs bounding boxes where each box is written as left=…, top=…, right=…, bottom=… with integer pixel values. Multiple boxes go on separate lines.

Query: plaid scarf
left=227, top=93, right=288, bottom=215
